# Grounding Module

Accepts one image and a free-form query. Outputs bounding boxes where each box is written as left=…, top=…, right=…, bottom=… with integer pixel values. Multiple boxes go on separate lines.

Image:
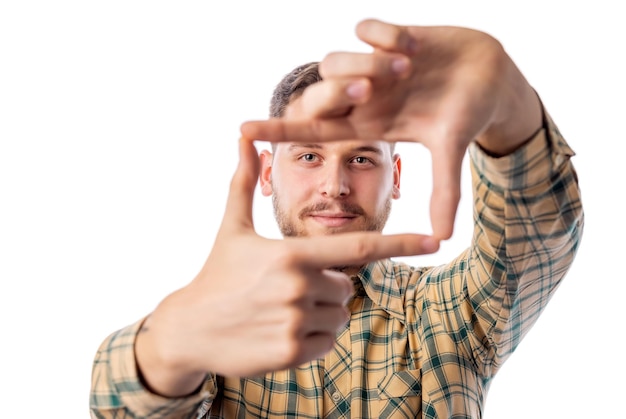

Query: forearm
left=135, top=314, right=208, bottom=398
left=468, top=109, right=584, bottom=365
left=476, top=43, right=543, bottom=157
left=90, top=318, right=213, bottom=418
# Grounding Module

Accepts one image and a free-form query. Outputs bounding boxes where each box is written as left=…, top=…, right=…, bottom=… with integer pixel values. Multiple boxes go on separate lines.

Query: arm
left=89, top=138, right=438, bottom=417
left=240, top=20, right=547, bottom=240
left=462, top=107, right=583, bottom=376
left=89, top=319, right=214, bottom=418
left=239, top=18, right=584, bottom=378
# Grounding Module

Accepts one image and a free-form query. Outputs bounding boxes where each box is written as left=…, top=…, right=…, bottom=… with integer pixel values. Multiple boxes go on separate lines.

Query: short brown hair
left=269, top=61, right=322, bottom=118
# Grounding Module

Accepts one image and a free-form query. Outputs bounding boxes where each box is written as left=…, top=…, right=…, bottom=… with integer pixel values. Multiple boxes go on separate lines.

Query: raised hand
left=134, top=137, right=439, bottom=397
left=241, top=19, right=542, bottom=240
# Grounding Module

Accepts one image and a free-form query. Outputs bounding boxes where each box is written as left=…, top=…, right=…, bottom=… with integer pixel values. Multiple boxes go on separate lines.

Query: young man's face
left=259, top=93, right=402, bottom=239
left=259, top=137, right=401, bottom=238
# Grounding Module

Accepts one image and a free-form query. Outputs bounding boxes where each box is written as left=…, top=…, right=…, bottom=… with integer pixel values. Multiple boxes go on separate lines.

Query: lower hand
left=135, top=137, right=439, bottom=397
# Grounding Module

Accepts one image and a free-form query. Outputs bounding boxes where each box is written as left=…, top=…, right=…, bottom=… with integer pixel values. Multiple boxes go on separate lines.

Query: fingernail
left=391, top=57, right=410, bottom=75
left=346, top=79, right=368, bottom=99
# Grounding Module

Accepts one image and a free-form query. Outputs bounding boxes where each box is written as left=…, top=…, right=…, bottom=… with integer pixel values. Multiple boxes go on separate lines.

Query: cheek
left=357, top=174, right=394, bottom=200
left=272, top=173, right=314, bottom=205
left=269, top=156, right=318, bottom=209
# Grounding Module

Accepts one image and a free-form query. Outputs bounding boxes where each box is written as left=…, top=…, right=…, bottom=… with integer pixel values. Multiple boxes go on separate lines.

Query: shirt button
left=331, top=392, right=341, bottom=402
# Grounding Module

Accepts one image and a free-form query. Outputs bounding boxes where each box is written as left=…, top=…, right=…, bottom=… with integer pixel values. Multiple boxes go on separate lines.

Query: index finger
left=429, top=145, right=464, bottom=240
left=220, top=137, right=259, bottom=233
left=241, top=118, right=360, bottom=144
left=289, top=232, right=440, bottom=269
left=241, top=116, right=412, bottom=145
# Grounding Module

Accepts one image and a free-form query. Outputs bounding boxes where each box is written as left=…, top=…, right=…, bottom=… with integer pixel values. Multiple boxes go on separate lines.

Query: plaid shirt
left=90, top=109, right=584, bottom=418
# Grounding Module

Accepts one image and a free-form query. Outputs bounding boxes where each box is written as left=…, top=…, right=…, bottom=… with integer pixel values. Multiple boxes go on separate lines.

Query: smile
left=308, top=213, right=358, bottom=228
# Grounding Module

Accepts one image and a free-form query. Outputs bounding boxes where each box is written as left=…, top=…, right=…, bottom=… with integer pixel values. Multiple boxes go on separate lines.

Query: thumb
left=429, top=146, right=464, bottom=240
left=222, top=137, right=260, bottom=231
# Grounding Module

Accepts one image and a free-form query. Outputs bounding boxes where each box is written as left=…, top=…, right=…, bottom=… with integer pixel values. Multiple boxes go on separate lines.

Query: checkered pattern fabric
left=90, top=110, right=583, bottom=418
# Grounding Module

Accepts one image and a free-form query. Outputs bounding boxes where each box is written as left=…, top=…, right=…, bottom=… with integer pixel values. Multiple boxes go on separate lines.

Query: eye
left=299, top=153, right=318, bottom=162
left=351, top=156, right=374, bottom=165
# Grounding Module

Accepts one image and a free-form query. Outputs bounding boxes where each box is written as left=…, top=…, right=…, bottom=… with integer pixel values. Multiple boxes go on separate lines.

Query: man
left=90, top=19, right=583, bottom=418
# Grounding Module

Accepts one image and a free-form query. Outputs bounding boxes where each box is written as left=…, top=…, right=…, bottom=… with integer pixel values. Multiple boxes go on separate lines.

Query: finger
left=221, top=137, right=259, bottom=230
left=292, top=77, right=372, bottom=119
left=320, top=51, right=411, bottom=80
left=240, top=118, right=359, bottom=144
left=290, top=333, right=336, bottom=366
left=307, top=269, right=353, bottom=305
left=291, top=232, right=440, bottom=269
left=241, top=117, right=416, bottom=145
left=429, top=145, right=465, bottom=240
left=302, top=305, right=350, bottom=336
left=355, top=19, right=417, bottom=55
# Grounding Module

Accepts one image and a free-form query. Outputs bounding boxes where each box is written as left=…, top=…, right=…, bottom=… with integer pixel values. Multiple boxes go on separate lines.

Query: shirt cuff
left=468, top=108, right=575, bottom=191
left=104, top=318, right=215, bottom=417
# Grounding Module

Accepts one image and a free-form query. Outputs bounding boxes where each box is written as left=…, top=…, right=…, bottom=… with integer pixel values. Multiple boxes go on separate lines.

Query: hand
left=241, top=19, right=542, bottom=240
left=135, top=137, right=439, bottom=397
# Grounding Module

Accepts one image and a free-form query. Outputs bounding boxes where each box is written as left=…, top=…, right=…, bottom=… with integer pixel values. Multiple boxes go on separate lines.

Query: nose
left=319, top=163, right=350, bottom=198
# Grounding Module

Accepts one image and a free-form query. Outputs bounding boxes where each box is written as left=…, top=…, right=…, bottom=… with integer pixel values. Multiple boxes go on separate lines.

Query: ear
left=259, top=149, right=274, bottom=196
left=392, top=153, right=401, bottom=199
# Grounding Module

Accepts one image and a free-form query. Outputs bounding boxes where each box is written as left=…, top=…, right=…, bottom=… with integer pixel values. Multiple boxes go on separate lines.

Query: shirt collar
left=354, top=259, right=406, bottom=324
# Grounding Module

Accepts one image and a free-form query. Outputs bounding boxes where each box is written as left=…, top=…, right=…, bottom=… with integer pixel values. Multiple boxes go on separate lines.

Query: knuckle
left=310, top=119, right=325, bottom=141
left=280, top=276, right=309, bottom=303
left=283, top=307, right=306, bottom=334
left=351, top=236, right=377, bottom=260
left=275, top=241, right=303, bottom=266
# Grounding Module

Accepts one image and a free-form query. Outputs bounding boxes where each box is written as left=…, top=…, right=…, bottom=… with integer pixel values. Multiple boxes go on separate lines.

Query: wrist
left=135, top=314, right=207, bottom=398
left=477, top=60, right=543, bottom=157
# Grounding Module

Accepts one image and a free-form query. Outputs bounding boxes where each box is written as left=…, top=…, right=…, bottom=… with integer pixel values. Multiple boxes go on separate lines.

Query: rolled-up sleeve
left=466, top=108, right=584, bottom=375
left=90, top=318, right=216, bottom=419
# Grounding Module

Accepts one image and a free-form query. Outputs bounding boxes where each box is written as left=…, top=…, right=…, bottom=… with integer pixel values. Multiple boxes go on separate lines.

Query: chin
left=279, top=220, right=369, bottom=238
left=313, top=226, right=363, bottom=236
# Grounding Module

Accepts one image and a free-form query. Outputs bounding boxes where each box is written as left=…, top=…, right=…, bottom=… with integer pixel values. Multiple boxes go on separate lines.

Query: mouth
left=307, top=212, right=359, bottom=228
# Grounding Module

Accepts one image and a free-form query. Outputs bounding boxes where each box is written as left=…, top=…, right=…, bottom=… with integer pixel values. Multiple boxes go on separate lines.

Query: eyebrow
left=287, top=144, right=384, bottom=155
left=287, top=143, right=323, bottom=152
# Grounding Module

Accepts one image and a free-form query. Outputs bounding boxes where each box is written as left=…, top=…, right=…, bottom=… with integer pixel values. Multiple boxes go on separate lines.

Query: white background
left=1, top=1, right=623, bottom=417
